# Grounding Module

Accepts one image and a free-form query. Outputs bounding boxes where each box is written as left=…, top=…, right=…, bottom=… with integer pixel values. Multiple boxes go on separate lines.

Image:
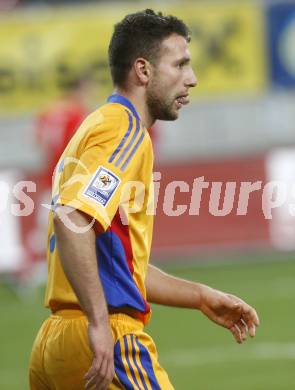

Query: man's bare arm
left=146, top=264, right=259, bottom=344
left=54, top=206, right=114, bottom=390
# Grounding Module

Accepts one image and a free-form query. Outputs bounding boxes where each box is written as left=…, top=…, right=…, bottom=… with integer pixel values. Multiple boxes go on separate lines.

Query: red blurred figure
left=0, top=0, right=20, bottom=11
left=36, top=76, right=88, bottom=187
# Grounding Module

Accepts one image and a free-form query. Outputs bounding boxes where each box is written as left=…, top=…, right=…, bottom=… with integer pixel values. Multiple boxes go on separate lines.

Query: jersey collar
left=107, top=93, right=140, bottom=121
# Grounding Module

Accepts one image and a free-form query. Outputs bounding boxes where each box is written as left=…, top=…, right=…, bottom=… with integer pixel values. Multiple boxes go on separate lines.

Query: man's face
left=146, top=33, right=197, bottom=121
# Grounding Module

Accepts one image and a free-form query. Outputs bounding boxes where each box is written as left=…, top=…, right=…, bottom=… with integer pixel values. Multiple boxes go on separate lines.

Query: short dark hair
left=108, top=9, right=191, bottom=88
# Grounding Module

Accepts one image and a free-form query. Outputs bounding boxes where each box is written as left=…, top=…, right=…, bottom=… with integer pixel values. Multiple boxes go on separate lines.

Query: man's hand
left=198, top=285, right=260, bottom=344
left=84, top=322, right=115, bottom=390
left=145, top=265, right=260, bottom=344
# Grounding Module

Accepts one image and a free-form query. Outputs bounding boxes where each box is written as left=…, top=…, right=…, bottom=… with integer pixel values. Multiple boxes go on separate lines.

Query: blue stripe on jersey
left=130, top=335, right=149, bottom=390
left=58, top=159, right=65, bottom=173
left=115, top=116, right=140, bottom=169
left=114, top=340, right=135, bottom=389
left=107, top=94, right=140, bottom=121
left=121, top=128, right=145, bottom=172
left=49, top=234, right=56, bottom=253
left=136, top=337, right=161, bottom=390
left=108, top=110, right=133, bottom=164
left=95, top=232, right=147, bottom=312
left=124, top=336, right=141, bottom=389
left=51, top=194, right=60, bottom=212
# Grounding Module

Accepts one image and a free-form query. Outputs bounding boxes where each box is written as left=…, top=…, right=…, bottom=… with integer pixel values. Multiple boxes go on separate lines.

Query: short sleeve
left=56, top=108, right=147, bottom=231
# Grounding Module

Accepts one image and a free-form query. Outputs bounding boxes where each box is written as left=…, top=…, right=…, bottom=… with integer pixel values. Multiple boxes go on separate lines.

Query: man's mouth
left=175, top=95, right=190, bottom=109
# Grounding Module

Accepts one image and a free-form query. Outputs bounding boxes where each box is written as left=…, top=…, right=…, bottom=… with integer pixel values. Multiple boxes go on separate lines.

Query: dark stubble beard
left=146, top=81, right=178, bottom=121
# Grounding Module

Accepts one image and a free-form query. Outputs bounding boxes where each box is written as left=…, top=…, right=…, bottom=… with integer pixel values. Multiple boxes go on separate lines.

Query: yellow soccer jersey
left=45, top=94, right=154, bottom=324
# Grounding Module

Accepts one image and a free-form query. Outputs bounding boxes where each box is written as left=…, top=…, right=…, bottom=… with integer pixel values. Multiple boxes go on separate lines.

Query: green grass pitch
left=0, top=254, right=294, bottom=389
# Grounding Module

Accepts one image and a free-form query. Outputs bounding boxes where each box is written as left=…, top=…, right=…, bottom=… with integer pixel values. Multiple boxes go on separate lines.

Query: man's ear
left=134, top=58, right=151, bottom=84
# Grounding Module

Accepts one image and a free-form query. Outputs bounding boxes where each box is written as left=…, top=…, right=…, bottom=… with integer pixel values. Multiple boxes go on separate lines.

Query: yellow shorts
left=29, top=310, right=174, bottom=389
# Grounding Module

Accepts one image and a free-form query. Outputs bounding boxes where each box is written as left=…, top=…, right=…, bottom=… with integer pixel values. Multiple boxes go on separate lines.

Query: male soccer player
left=29, top=9, right=259, bottom=390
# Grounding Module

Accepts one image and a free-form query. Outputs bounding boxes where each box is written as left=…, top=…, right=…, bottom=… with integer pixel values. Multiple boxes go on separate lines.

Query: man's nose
left=185, top=68, right=197, bottom=88
left=189, top=69, right=197, bottom=88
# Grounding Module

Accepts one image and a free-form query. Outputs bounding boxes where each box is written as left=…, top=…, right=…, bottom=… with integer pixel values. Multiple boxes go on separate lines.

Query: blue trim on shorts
left=114, top=339, right=135, bottom=389
left=124, top=336, right=141, bottom=389
left=130, top=335, right=149, bottom=390
left=136, top=337, right=161, bottom=390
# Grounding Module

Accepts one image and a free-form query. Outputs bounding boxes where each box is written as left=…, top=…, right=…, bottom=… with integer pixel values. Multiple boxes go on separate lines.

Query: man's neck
left=115, top=88, right=154, bottom=128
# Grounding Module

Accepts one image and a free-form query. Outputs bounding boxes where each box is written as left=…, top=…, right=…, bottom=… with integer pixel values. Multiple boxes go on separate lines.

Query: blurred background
left=0, top=0, right=295, bottom=389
